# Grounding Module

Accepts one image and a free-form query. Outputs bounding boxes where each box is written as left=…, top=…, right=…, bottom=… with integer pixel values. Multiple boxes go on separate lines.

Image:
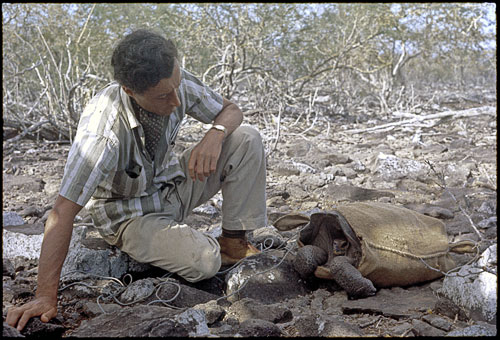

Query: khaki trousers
left=102, top=126, right=267, bottom=282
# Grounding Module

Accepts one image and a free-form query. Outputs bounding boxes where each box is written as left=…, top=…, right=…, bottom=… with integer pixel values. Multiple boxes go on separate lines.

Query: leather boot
left=218, top=236, right=261, bottom=266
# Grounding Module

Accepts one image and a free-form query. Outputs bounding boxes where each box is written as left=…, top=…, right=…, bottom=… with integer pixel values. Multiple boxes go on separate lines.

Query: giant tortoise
left=274, top=202, right=475, bottom=299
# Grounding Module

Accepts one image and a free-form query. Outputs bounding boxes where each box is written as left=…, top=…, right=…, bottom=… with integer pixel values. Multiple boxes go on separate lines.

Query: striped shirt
left=59, top=69, right=223, bottom=236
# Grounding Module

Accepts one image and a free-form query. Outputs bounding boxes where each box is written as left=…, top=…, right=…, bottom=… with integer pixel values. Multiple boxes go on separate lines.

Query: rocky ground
left=2, top=99, right=497, bottom=337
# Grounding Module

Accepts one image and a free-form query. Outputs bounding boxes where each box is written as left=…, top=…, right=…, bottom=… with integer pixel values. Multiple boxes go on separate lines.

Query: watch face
left=213, top=125, right=226, bottom=132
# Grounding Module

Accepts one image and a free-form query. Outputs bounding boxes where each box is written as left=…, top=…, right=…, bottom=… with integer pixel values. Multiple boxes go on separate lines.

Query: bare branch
left=344, top=106, right=496, bottom=134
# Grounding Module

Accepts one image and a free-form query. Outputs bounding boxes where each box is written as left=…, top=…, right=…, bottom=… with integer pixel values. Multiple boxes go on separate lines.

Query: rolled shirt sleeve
left=181, top=69, right=224, bottom=124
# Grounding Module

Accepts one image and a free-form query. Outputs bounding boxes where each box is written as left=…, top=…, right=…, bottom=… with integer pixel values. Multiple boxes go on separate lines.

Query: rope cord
left=59, top=270, right=186, bottom=313
left=57, top=226, right=305, bottom=314
left=364, top=240, right=452, bottom=260
left=419, top=241, right=489, bottom=278
left=364, top=239, right=484, bottom=277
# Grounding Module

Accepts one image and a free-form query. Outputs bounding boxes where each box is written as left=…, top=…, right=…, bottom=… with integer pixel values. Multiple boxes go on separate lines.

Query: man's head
left=112, top=29, right=181, bottom=116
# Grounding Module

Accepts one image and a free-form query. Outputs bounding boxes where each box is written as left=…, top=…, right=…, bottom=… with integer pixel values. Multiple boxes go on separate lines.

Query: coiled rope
left=57, top=225, right=306, bottom=314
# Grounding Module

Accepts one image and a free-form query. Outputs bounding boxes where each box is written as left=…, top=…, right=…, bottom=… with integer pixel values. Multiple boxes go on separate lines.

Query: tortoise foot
left=328, top=256, right=377, bottom=299
left=294, top=245, right=327, bottom=279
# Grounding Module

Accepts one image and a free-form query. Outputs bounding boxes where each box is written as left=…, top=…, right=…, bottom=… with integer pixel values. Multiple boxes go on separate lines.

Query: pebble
left=2, top=212, right=25, bottom=226
left=446, top=323, right=497, bottom=337
left=83, top=302, right=122, bottom=317
left=478, top=216, right=496, bottom=229
left=411, top=319, right=446, bottom=337
left=422, top=314, right=453, bottom=331
left=119, top=279, right=155, bottom=303
left=192, top=300, right=225, bottom=325
left=238, top=318, right=283, bottom=337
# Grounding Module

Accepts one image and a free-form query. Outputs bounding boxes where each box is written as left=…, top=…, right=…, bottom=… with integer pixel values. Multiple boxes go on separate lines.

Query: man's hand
left=188, top=128, right=225, bottom=181
left=6, top=295, right=58, bottom=331
left=187, top=97, right=243, bottom=181
left=6, top=195, right=82, bottom=332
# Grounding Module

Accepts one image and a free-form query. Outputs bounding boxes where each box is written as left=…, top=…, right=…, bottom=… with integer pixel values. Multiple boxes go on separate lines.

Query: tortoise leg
left=293, top=245, right=328, bottom=279
left=326, top=256, right=376, bottom=299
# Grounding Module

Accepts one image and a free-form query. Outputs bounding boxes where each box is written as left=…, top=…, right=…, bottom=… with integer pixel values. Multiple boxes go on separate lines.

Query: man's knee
left=227, top=126, right=265, bottom=163
left=185, top=248, right=221, bottom=282
left=230, top=126, right=263, bottom=147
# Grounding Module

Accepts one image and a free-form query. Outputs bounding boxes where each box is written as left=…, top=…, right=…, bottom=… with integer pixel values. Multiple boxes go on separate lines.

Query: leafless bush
left=2, top=3, right=496, bottom=142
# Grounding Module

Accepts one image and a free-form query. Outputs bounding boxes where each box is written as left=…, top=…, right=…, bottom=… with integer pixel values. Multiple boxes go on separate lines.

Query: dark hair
left=111, top=29, right=178, bottom=94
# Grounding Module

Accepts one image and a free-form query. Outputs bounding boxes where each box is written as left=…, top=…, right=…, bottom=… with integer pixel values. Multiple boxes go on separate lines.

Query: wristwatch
left=210, top=124, right=227, bottom=137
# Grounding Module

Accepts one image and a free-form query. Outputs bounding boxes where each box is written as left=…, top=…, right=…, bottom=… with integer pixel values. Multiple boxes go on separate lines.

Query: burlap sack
left=275, top=202, right=475, bottom=288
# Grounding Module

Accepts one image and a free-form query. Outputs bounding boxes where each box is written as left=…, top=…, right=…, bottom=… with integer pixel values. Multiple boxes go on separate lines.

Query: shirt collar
left=119, top=85, right=141, bottom=129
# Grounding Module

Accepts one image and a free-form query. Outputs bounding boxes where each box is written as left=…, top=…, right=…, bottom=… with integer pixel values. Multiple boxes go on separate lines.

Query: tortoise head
left=332, top=238, right=349, bottom=255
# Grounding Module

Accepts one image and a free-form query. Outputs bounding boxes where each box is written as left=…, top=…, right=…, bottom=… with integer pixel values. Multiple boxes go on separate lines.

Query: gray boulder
left=3, top=322, right=25, bottom=338
left=71, top=305, right=209, bottom=337
left=238, top=318, right=283, bottom=337
left=224, top=252, right=308, bottom=304
left=119, top=279, right=156, bottom=304
left=446, top=323, right=497, bottom=337
left=411, top=319, right=447, bottom=337
left=289, top=314, right=364, bottom=337
left=2, top=230, right=43, bottom=260
left=61, top=226, right=151, bottom=278
left=341, top=286, right=437, bottom=319
left=3, top=211, right=25, bottom=226
left=192, top=300, right=225, bottom=325
left=225, top=297, right=292, bottom=323
left=371, top=152, right=430, bottom=181
left=147, top=279, right=220, bottom=309
left=439, top=244, right=497, bottom=323
left=3, top=224, right=151, bottom=280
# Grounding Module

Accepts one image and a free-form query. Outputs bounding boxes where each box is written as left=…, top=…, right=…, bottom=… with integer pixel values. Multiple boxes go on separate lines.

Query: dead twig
left=344, top=106, right=496, bottom=134
left=271, top=102, right=283, bottom=153
left=478, top=164, right=497, bottom=190
left=5, top=120, right=50, bottom=145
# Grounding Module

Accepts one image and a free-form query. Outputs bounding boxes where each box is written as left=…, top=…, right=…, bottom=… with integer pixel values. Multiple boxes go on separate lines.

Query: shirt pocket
left=111, top=160, right=148, bottom=197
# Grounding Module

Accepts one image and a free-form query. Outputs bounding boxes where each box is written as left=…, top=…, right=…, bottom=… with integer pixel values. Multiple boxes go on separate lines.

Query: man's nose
left=171, top=90, right=181, bottom=107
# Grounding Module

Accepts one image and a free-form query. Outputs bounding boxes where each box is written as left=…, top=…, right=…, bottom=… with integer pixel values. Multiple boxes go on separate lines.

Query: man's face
left=123, top=59, right=181, bottom=116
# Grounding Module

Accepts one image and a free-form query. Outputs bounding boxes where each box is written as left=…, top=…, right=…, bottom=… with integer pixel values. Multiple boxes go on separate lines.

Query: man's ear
left=122, top=85, right=134, bottom=97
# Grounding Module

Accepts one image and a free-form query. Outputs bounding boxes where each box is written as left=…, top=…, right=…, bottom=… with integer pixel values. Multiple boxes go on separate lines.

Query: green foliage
left=2, top=3, right=496, bottom=140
